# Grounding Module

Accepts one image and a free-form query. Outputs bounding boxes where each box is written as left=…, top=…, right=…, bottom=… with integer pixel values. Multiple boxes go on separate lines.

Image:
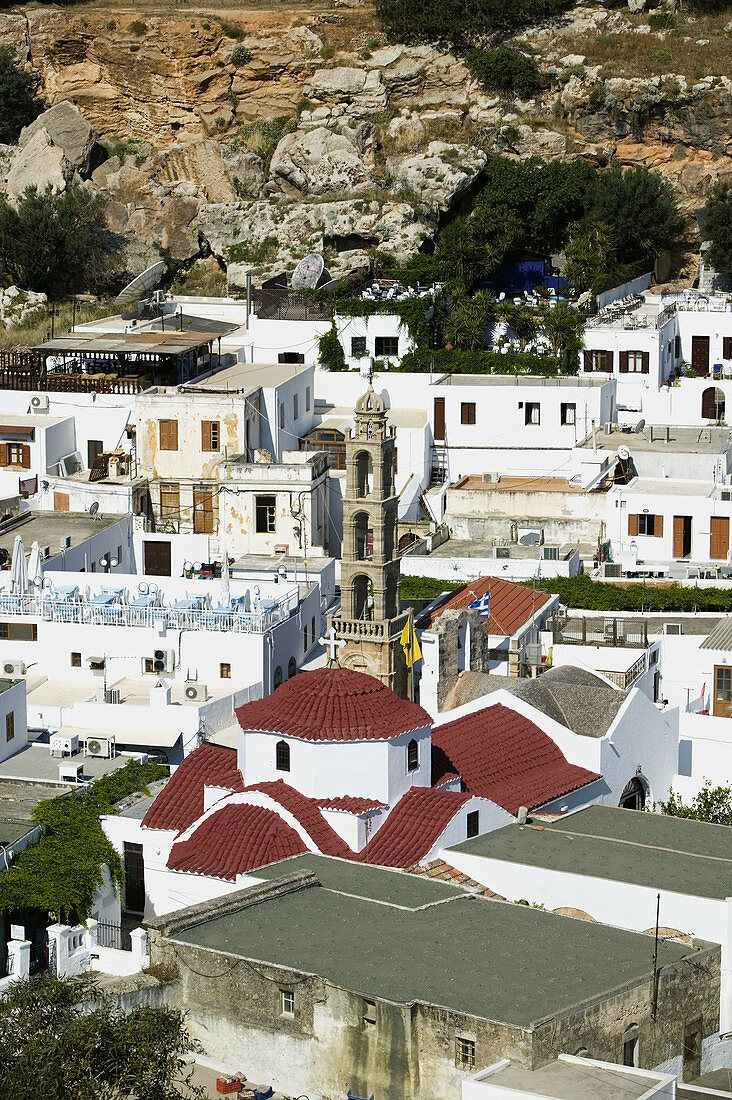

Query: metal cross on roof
left=319, top=625, right=346, bottom=665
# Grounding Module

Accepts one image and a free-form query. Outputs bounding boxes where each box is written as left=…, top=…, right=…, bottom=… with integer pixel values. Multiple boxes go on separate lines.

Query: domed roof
left=235, top=667, right=431, bottom=742
left=355, top=385, right=386, bottom=416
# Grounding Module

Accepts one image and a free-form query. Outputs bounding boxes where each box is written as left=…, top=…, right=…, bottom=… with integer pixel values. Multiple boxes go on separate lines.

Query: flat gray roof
left=172, top=853, right=693, bottom=1026
left=433, top=374, right=607, bottom=388
left=0, top=744, right=136, bottom=786
left=0, top=512, right=126, bottom=560
left=580, top=425, right=731, bottom=455
left=483, top=1059, right=660, bottom=1100
left=35, top=331, right=219, bottom=355
left=0, top=777, right=68, bottom=848
left=448, top=804, right=732, bottom=902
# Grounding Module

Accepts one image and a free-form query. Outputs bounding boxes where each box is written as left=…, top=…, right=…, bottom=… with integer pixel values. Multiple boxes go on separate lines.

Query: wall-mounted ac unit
left=542, top=546, right=560, bottom=561
left=184, top=684, right=207, bottom=702
left=88, top=656, right=106, bottom=671
left=31, top=394, right=49, bottom=413
left=104, top=689, right=121, bottom=705
left=603, top=563, right=623, bottom=579
left=41, top=546, right=51, bottom=561
left=59, top=536, right=72, bottom=550
left=85, top=736, right=114, bottom=758
left=2, top=660, right=26, bottom=676
left=494, top=547, right=511, bottom=559
left=151, top=649, right=174, bottom=674
left=482, top=472, right=501, bottom=484
left=50, top=734, right=79, bottom=757
left=721, top=490, right=732, bottom=501
left=518, top=526, right=544, bottom=546
left=664, top=623, right=683, bottom=635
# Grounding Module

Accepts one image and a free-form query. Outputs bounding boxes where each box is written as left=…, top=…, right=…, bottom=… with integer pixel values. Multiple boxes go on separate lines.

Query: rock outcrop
left=269, top=127, right=374, bottom=197
left=388, top=141, right=487, bottom=211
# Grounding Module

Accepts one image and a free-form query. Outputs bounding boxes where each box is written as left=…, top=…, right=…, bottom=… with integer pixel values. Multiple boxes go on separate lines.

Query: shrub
left=129, top=19, right=147, bottom=35
left=231, top=44, right=252, bottom=66
left=318, top=323, right=346, bottom=371
left=130, top=44, right=140, bottom=53
left=375, top=0, right=573, bottom=50
left=202, top=21, right=210, bottom=29
left=704, top=180, right=732, bottom=275
left=239, top=114, right=297, bottom=166
left=648, top=9, right=675, bottom=29
left=106, top=19, right=116, bottom=30
left=227, top=237, right=279, bottom=264
left=220, top=19, right=246, bottom=40
left=401, top=576, right=464, bottom=599
left=0, top=47, right=40, bottom=145
left=466, top=48, right=546, bottom=97
left=533, top=574, right=732, bottom=613
left=321, top=43, right=335, bottom=59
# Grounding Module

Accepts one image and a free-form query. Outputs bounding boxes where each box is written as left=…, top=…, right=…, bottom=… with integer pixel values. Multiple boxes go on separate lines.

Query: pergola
left=31, top=330, right=222, bottom=385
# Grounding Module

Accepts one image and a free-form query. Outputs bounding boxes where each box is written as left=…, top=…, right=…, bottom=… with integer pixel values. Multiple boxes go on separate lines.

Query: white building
left=0, top=414, right=76, bottom=501
left=0, top=676, right=27, bottom=766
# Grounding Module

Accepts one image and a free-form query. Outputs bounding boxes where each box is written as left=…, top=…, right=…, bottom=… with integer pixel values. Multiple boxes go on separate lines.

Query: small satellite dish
left=634, top=419, right=646, bottom=434
left=89, top=502, right=99, bottom=517
left=115, top=260, right=167, bottom=306
left=617, top=444, right=631, bottom=461
left=291, top=254, right=324, bottom=291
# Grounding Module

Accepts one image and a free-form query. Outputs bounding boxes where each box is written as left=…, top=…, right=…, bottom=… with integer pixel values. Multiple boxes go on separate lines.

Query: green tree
left=375, top=0, right=572, bottom=50
left=538, top=299, right=584, bottom=370
left=704, top=180, right=732, bottom=275
left=657, top=780, right=732, bottom=825
left=497, top=302, right=538, bottom=351
left=318, top=323, right=346, bottom=371
left=443, top=291, right=495, bottom=350
left=0, top=975, right=203, bottom=1100
left=0, top=182, right=113, bottom=296
left=584, top=166, right=682, bottom=268
left=465, top=48, right=546, bottom=97
left=0, top=48, right=40, bottom=145
left=564, top=222, right=622, bottom=295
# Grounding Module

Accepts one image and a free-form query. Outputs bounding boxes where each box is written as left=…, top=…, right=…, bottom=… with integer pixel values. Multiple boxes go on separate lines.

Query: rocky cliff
left=0, top=1, right=729, bottom=286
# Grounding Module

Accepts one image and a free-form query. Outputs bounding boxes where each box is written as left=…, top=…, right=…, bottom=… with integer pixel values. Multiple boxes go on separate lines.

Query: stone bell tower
left=330, top=385, right=408, bottom=698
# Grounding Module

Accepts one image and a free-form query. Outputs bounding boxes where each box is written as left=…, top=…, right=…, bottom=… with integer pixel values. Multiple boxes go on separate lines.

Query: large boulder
left=7, top=128, right=71, bottom=199
left=269, top=126, right=373, bottom=197
left=154, top=140, right=239, bottom=202
left=388, top=141, right=486, bottom=212
left=19, top=101, right=97, bottom=174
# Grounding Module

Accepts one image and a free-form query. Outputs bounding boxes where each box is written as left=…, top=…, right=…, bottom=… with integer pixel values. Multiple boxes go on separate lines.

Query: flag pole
left=409, top=606, right=414, bottom=702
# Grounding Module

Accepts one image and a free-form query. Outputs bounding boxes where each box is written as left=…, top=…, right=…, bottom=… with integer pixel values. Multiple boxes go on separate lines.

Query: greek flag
left=467, top=589, right=491, bottom=620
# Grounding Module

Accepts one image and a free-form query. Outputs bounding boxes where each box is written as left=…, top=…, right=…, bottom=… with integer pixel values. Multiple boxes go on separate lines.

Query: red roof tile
left=247, top=780, right=354, bottom=859
left=235, top=668, right=431, bottom=742
left=416, top=576, right=551, bottom=636
left=141, top=744, right=244, bottom=833
left=363, top=787, right=471, bottom=868
left=314, top=796, right=387, bottom=813
left=432, top=703, right=600, bottom=815
left=167, top=803, right=306, bottom=879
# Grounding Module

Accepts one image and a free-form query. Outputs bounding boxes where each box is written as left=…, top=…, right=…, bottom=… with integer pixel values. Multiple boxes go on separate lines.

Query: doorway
left=193, top=488, right=215, bottom=535
left=691, top=336, right=710, bottom=377
left=619, top=777, right=646, bottom=810
left=710, top=516, right=729, bottom=560
left=143, top=539, right=171, bottom=576
left=682, top=1018, right=703, bottom=1082
left=87, top=439, right=104, bottom=469
left=673, top=515, right=692, bottom=558
left=434, top=397, right=445, bottom=441
left=701, top=387, right=725, bottom=421
left=123, top=842, right=145, bottom=914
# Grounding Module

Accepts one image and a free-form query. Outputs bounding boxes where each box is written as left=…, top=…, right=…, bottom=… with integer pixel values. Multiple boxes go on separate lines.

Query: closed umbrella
left=27, top=541, right=44, bottom=590
left=219, top=523, right=231, bottom=607
left=10, top=534, right=28, bottom=595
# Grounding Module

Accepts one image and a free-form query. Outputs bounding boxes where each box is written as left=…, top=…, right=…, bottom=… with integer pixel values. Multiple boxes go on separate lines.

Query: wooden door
left=713, top=665, right=732, bottom=717
left=123, top=842, right=145, bottom=914
left=53, top=491, right=69, bottom=512
left=143, top=539, right=171, bottom=576
left=710, top=516, right=730, bottom=560
left=87, top=440, right=104, bottom=469
left=691, top=335, right=710, bottom=376
left=673, top=515, right=684, bottom=558
left=193, top=488, right=214, bottom=534
left=434, top=397, right=445, bottom=441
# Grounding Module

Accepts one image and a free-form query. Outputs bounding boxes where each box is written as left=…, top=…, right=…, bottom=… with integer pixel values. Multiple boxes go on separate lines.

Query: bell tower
left=330, top=385, right=408, bottom=698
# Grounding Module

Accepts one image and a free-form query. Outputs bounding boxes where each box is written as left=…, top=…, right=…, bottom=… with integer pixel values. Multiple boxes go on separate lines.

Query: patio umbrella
left=10, top=534, right=28, bottom=595
left=219, top=523, right=231, bottom=607
left=27, top=541, right=44, bottom=590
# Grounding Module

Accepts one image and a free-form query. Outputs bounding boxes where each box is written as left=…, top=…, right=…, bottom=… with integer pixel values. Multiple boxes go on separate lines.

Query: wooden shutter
left=20, top=444, right=30, bottom=469
left=628, top=514, right=638, bottom=536
left=653, top=515, right=663, bottom=537
left=619, top=351, right=629, bottom=373
left=54, top=491, right=69, bottom=512
left=583, top=351, right=593, bottom=372
left=201, top=421, right=210, bottom=451
left=0, top=444, right=7, bottom=466
left=724, top=337, right=732, bottom=360
left=605, top=351, right=613, bottom=372
left=159, top=420, right=178, bottom=450
left=641, top=351, right=650, bottom=374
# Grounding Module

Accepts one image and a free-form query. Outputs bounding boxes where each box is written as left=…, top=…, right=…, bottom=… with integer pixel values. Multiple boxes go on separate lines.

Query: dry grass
left=0, top=300, right=113, bottom=352
left=171, top=258, right=228, bottom=296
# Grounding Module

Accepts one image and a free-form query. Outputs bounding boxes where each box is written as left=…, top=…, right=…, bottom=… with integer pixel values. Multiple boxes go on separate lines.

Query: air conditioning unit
left=50, top=734, right=79, bottom=757
left=31, top=394, right=50, bottom=413
left=542, top=546, right=560, bottom=561
left=721, top=490, right=732, bottom=502
left=104, top=689, right=121, bottom=704
left=59, top=536, right=72, bottom=550
left=151, top=649, right=175, bottom=674
left=482, top=472, right=501, bottom=484
left=517, top=525, right=544, bottom=546
left=58, top=452, right=83, bottom=477
left=603, top=563, right=623, bottom=579
left=184, top=684, right=208, bottom=702
left=2, top=660, right=26, bottom=676
left=603, top=421, right=613, bottom=434
left=85, top=736, right=114, bottom=758
left=664, top=623, right=683, bottom=636
left=88, top=656, right=106, bottom=671
left=41, top=546, right=51, bottom=561
left=494, top=547, right=511, bottom=559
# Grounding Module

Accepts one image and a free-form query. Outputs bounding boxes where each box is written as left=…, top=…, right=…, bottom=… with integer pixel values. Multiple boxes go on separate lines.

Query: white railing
left=0, top=593, right=297, bottom=634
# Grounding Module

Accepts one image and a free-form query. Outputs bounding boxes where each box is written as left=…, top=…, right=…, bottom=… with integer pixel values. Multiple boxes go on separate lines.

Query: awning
left=0, top=425, right=34, bottom=436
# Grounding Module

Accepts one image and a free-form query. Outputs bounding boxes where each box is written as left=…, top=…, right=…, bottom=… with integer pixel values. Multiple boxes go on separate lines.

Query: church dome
left=235, top=667, right=430, bottom=742
left=354, top=385, right=386, bottom=415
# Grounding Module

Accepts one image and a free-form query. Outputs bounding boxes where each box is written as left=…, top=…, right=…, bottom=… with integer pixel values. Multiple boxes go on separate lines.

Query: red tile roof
left=248, top=780, right=354, bottom=859
left=416, top=576, right=551, bottom=637
left=141, top=744, right=244, bottom=833
left=314, top=796, right=387, bottom=813
left=432, top=703, right=600, bottom=815
left=235, top=668, right=431, bottom=742
left=363, top=787, right=471, bottom=868
left=167, top=803, right=307, bottom=879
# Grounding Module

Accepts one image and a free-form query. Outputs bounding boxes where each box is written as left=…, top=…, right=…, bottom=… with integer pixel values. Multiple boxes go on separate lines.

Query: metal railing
left=550, top=613, right=648, bottom=648
left=0, top=592, right=298, bottom=634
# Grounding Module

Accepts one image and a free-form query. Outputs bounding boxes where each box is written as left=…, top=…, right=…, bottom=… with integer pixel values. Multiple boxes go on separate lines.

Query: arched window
left=288, top=656, right=297, bottom=679
left=355, top=451, right=373, bottom=498
left=383, top=507, right=396, bottom=562
left=274, top=665, right=283, bottom=689
left=352, top=574, right=372, bottom=620
left=353, top=512, right=372, bottom=561
left=407, top=738, right=419, bottom=772
left=619, top=776, right=646, bottom=810
left=622, top=1024, right=639, bottom=1067
left=276, top=740, right=290, bottom=772
left=702, top=386, right=725, bottom=421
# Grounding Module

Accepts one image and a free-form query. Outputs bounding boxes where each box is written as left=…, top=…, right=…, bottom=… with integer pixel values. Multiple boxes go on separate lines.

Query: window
left=274, top=665, right=283, bottom=688
left=281, top=989, right=295, bottom=1015
left=675, top=334, right=681, bottom=358
left=159, top=419, right=178, bottom=451
left=6, top=443, right=28, bottom=468
left=288, top=656, right=297, bottom=679
left=201, top=421, right=220, bottom=452
left=461, top=402, right=476, bottom=425
left=629, top=513, right=662, bottom=538
left=561, top=402, right=576, bottom=426
left=160, top=484, right=180, bottom=521
left=622, top=1024, right=639, bottom=1067
left=637, top=514, right=655, bottom=536
left=375, top=336, right=399, bottom=357
left=301, top=428, right=346, bottom=471
left=593, top=350, right=610, bottom=371
left=363, top=999, right=376, bottom=1027
left=220, top=662, right=231, bottom=679
left=723, top=337, right=732, bottom=360
left=627, top=351, right=644, bottom=373
left=293, top=393, right=299, bottom=421
left=407, top=738, right=419, bottom=772
left=71, top=652, right=82, bottom=668
left=5, top=712, right=14, bottom=743
left=716, top=665, right=732, bottom=702
left=683, top=1018, right=703, bottom=1081
left=525, top=402, right=540, bottom=425
left=276, top=739, right=290, bottom=771
left=0, top=622, right=37, bottom=642
left=311, top=616, right=316, bottom=646
left=256, top=495, right=276, bottom=534
left=279, top=403, right=285, bottom=429
left=193, top=488, right=215, bottom=535
left=456, top=1037, right=476, bottom=1070
left=351, top=336, right=367, bottom=358
left=466, top=810, right=479, bottom=838
left=306, top=386, right=311, bottom=412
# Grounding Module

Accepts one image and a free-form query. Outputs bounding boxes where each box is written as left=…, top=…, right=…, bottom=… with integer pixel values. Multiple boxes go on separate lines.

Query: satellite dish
left=617, top=445, right=631, bottom=461
left=89, top=502, right=99, bottom=517
left=115, top=260, right=167, bottom=306
left=634, top=419, right=646, bottom=434
left=291, top=254, right=324, bottom=291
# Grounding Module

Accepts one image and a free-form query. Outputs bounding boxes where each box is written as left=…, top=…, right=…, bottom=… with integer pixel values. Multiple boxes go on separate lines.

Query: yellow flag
left=400, top=619, right=422, bottom=667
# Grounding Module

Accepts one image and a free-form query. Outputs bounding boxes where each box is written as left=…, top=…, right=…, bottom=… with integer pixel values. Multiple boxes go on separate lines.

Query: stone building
left=330, top=384, right=409, bottom=697
left=146, top=854, right=721, bottom=1100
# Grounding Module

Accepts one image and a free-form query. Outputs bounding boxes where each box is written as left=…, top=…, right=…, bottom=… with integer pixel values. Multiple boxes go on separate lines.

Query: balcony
left=330, top=612, right=408, bottom=642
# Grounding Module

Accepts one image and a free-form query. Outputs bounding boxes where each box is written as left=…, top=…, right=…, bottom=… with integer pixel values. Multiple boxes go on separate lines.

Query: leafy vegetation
left=704, top=180, right=732, bottom=275
left=0, top=47, right=40, bottom=145
left=0, top=974, right=202, bottom=1100
left=466, top=48, right=546, bottom=97
left=231, top=44, right=253, bottom=66
left=219, top=18, right=247, bottom=40
left=238, top=115, right=297, bottom=166
left=227, top=236, right=279, bottom=265
left=129, top=19, right=147, bottom=35
left=398, top=346, right=564, bottom=375
left=401, top=576, right=464, bottom=600
left=375, top=0, right=573, bottom=50
left=657, top=781, right=732, bottom=825
left=318, top=323, right=347, bottom=371
left=532, top=574, right=732, bottom=612
left=0, top=760, right=167, bottom=922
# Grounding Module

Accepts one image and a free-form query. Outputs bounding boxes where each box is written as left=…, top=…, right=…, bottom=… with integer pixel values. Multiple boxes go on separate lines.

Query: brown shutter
left=724, top=337, right=732, bottom=360
left=641, top=351, right=650, bottom=374
left=605, top=351, right=613, bottom=372
left=619, top=352, right=629, bottom=373
left=20, top=444, right=30, bottom=469
left=159, top=420, right=178, bottom=450
left=654, top=515, right=663, bottom=537
left=0, top=444, right=7, bottom=466
left=201, top=421, right=210, bottom=451
left=583, top=351, right=593, bottom=372
left=675, top=335, right=681, bottom=358
left=628, top=514, right=638, bottom=536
